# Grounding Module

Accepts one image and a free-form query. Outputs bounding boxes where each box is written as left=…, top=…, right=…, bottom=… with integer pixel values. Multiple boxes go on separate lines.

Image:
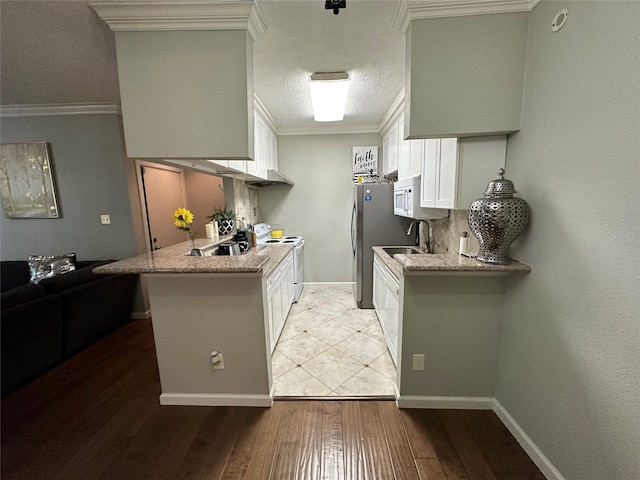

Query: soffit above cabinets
left=2, top=0, right=540, bottom=136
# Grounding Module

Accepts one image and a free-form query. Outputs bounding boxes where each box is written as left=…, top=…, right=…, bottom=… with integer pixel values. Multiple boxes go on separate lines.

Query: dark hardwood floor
left=1, top=318, right=545, bottom=480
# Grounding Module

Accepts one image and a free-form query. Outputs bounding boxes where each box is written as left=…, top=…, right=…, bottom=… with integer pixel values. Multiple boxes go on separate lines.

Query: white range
left=253, top=223, right=304, bottom=302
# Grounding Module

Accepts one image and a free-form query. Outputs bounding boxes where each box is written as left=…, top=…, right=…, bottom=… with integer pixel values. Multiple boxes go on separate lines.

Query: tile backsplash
left=424, top=210, right=479, bottom=255
left=232, top=179, right=262, bottom=227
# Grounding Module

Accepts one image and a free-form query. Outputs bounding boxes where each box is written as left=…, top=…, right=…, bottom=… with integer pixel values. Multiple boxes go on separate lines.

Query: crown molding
left=277, top=124, right=381, bottom=137
left=379, top=88, right=405, bottom=134
left=0, top=103, right=121, bottom=117
left=393, top=0, right=541, bottom=31
left=90, top=1, right=266, bottom=40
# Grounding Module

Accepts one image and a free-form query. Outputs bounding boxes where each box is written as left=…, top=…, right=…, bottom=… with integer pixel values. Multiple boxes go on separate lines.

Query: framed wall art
left=352, top=146, right=378, bottom=183
left=0, top=142, right=61, bottom=218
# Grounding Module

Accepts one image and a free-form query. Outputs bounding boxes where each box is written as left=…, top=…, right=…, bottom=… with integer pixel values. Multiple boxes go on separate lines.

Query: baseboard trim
left=396, top=395, right=494, bottom=409
left=395, top=395, right=564, bottom=479
left=304, top=281, right=354, bottom=287
left=159, top=393, right=273, bottom=407
left=493, top=400, right=566, bottom=480
left=131, top=310, right=152, bottom=320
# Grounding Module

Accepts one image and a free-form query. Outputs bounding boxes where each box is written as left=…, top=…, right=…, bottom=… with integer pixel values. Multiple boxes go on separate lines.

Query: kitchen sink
left=185, top=245, right=218, bottom=256
left=382, top=247, right=424, bottom=256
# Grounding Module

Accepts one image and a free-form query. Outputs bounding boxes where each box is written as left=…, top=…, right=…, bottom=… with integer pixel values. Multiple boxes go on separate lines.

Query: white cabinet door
left=435, top=138, right=458, bottom=209
left=280, top=254, right=295, bottom=326
left=267, top=293, right=275, bottom=351
left=420, top=139, right=440, bottom=208
left=271, top=280, right=283, bottom=352
left=268, top=129, right=278, bottom=171
left=266, top=263, right=283, bottom=353
left=249, top=115, right=266, bottom=179
left=420, top=138, right=459, bottom=209
left=228, top=159, right=247, bottom=174
left=382, top=268, right=399, bottom=366
left=269, top=252, right=295, bottom=351
left=373, top=255, right=384, bottom=316
left=397, top=118, right=412, bottom=179
left=408, top=138, right=423, bottom=179
left=373, top=253, right=398, bottom=366
left=382, top=120, right=399, bottom=175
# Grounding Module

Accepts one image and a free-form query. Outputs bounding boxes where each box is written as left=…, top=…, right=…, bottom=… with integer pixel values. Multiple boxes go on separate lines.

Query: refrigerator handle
left=350, top=203, right=356, bottom=255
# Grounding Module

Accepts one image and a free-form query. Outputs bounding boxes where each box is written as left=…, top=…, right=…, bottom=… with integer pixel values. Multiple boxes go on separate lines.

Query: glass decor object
left=468, top=168, right=530, bottom=265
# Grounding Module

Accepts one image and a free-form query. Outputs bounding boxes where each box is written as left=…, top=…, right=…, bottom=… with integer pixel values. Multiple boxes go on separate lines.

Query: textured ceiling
left=0, top=1, right=121, bottom=105
left=253, top=0, right=405, bottom=133
left=0, top=0, right=405, bottom=134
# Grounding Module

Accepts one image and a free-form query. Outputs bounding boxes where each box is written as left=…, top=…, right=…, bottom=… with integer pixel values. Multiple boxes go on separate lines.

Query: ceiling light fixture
left=309, top=72, right=350, bottom=122
left=325, top=0, right=346, bottom=15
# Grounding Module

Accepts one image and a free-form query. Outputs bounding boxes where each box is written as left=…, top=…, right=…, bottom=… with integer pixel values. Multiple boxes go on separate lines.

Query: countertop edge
left=372, top=246, right=532, bottom=274
left=93, top=239, right=292, bottom=275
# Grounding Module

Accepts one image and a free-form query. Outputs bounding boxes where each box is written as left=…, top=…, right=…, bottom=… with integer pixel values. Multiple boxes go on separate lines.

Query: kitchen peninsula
left=372, top=246, right=531, bottom=409
left=97, top=240, right=530, bottom=408
left=95, top=237, right=294, bottom=407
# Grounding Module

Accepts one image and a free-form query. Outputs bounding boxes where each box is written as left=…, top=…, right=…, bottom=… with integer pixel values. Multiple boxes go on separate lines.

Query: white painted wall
left=498, top=2, right=640, bottom=479
left=259, top=133, right=382, bottom=282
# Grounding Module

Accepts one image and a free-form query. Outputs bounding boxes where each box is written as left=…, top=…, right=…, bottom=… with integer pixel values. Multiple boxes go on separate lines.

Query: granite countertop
left=93, top=236, right=293, bottom=276
left=372, top=246, right=531, bottom=278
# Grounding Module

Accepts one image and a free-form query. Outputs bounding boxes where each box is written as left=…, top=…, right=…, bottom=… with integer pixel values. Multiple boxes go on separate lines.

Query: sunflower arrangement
left=173, top=207, right=197, bottom=248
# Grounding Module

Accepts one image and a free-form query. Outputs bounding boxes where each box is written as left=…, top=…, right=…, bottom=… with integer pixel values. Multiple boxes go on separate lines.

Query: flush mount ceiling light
left=325, top=0, right=346, bottom=15
left=309, top=72, right=350, bottom=122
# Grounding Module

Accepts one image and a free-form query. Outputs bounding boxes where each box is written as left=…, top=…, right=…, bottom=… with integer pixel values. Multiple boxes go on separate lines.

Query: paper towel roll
left=459, top=231, right=469, bottom=256
left=205, top=222, right=215, bottom=239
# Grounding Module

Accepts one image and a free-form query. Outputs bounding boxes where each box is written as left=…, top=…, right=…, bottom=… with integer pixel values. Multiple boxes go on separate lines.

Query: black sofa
left=1, top=260, right=139, bottom=395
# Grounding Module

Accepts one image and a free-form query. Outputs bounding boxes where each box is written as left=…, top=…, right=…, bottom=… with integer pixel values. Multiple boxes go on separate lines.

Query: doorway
left=136, top=161, right=188, bottom=251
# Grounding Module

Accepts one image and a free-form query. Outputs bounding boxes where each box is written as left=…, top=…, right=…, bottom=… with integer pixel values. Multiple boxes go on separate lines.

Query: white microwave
left=393, top=176, right=449, bottom=219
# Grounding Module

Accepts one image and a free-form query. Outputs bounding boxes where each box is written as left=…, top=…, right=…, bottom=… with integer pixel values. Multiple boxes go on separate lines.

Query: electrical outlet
left=100, top=214, right=111, bottom=225
left=211, top=351, right=224, bottom=370
left=412, top=354, right=425, bottom=371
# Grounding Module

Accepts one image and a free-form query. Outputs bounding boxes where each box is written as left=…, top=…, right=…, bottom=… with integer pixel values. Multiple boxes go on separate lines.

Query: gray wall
left=0, top=113, right=137, bottom=261
left=497, top=2, right=640, bottom=479
left=260, top=133, right=381, bottom=282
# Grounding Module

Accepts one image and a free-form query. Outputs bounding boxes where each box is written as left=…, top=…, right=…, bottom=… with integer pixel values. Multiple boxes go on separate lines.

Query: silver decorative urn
left=468, top=168, right=530, bottom=265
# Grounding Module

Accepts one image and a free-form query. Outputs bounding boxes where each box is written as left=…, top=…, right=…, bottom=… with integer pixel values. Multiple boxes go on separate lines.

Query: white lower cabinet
left=267, top=250, right=295, bottom=352
left=373, top=253, right=399, bottom=366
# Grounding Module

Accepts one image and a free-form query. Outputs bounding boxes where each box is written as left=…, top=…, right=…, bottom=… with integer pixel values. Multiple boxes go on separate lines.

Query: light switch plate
left=412, top=354, right=425, bottom=371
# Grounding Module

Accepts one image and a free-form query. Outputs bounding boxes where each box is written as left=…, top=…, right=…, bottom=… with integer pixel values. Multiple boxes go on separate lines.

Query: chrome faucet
left=406, top=220, right=431, bottom=253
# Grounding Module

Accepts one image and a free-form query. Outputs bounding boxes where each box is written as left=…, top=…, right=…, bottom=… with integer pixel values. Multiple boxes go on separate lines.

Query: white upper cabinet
left=406, top=135, right=423, bottom=180
left=267, top=128, right=278, bottom=171
left=420, top=136, right=507, bottom=210
left=397, top=117, right=411, bottom=177
left=382, top=117, right=399, bottom=175
left=248, top=111, right=269, bottom=179
left=420, top=139, right=440, bottom=208
left=214, top=98, right=277, bottom=181
left=383, top=93, right=433, bottom=181
left=398, top=116, right=424, bottom=181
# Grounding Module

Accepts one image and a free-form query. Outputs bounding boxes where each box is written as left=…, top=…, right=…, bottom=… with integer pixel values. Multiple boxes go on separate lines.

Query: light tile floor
left=272, top=283, right=397, bottom=397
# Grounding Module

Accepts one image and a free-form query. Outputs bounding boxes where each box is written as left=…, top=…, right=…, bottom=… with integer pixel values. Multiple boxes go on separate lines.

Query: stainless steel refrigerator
left=351, top=183, right=413, bottom=309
